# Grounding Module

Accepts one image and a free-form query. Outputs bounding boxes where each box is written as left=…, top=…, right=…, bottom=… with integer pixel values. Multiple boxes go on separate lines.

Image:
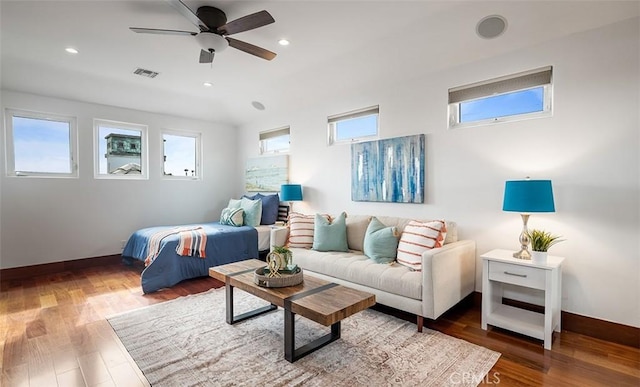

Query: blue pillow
left=256, top=193, right=279, bottom=225
left=244, top=193, right=280, bottom=225
left=312, top=212, right=348, bottom=252
left=240, top=197, right=262, bottom=227
left=363, top=217, right=399, bottom=264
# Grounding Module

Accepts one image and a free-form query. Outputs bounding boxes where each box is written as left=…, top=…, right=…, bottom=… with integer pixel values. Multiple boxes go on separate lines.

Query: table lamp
left=280, top=184, right=303, bottom=212
left=502, top=179, right=555, bottom=259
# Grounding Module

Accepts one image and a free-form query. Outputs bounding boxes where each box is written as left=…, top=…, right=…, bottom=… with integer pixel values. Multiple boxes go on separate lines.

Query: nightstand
left=481, top=249, right=564, bottom=350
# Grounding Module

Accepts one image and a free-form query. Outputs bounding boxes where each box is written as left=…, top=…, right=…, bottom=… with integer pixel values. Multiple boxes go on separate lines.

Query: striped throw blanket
left=145, top=226, right=207, bottom=266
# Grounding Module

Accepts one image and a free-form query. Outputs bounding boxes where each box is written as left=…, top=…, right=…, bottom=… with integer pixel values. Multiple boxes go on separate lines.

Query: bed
left=122, top=196, right=288, bottom=293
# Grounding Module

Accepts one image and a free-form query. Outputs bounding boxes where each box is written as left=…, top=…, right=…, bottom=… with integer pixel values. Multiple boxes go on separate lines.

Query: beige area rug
left=108, top=288, right=500, bottom=387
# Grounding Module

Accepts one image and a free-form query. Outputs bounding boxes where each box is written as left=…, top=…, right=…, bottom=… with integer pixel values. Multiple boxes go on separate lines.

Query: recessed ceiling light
left=203, top=82, right=213, bottom=87
left=278, top=39, right=290, bottom=46
left=251, top=101, right=266, bottom=111
left=65, top=47, right=79, bottom=54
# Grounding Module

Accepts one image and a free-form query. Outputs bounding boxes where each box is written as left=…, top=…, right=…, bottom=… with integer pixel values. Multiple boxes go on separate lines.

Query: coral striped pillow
left=287, top=212, right=330, bottom=248
left=396, top=220, right=447, bottom=271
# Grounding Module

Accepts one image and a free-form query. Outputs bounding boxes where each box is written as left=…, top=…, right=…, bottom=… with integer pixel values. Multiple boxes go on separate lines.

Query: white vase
left=531, top=251, right=548, bottom=263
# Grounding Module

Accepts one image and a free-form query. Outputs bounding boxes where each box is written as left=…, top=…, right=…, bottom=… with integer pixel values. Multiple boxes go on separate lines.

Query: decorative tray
left=254, top=266, right=303, bottom=288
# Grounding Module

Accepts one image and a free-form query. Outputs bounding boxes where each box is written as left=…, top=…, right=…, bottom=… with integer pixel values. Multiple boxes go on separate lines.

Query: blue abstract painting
left=351, top=134, right=424, bottom=203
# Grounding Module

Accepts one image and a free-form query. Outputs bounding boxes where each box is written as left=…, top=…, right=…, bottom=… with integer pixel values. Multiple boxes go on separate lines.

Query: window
left=5, top=108, right=78, bottom=177
left=448, top=66, right=552, bottom=128
left=94, top=119, right=147, bottom=178
left=162, top=131, right=201, bottom=178
left=328, top=105, right=379, bottom=145
left=259, top=126, right=290, bottom=154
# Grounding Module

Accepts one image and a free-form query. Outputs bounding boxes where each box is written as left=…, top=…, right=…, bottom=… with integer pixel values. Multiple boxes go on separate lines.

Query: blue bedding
left=122, top=222, right=258, bottom=293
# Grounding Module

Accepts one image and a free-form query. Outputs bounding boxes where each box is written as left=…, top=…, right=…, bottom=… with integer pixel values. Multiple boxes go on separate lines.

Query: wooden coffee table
left=209, top=259, right=375, bottom=363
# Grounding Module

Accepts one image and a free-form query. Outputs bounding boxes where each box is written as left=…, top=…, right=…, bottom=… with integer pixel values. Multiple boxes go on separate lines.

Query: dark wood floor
left=1, top=263, right=638, bottom=386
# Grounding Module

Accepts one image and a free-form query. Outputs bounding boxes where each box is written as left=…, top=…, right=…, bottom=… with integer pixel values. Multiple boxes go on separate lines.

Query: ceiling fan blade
left=199, top=49, right=214, bottom=64
left=130, top=27, right=197, bottom=36
left=217, top=10, right=274, bottom=35
left=166, top=0, right=210, bottom=31
left=226, top=37, right=276, bottom=61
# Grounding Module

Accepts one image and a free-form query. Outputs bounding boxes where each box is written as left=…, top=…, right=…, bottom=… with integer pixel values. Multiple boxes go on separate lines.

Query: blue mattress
left=122, top=222, right=258, bottom=293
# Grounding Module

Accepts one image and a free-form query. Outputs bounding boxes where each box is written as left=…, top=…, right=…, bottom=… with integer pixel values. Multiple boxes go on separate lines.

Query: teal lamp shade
left=280, top=184, right=303, bottom=202
left=503, top=180, right=555, bottom=213
left=503, top=179, right=555, bottom=259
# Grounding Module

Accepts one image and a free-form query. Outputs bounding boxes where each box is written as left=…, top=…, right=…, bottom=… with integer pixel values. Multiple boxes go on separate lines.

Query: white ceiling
left=1, top=1, right=638, bottom=127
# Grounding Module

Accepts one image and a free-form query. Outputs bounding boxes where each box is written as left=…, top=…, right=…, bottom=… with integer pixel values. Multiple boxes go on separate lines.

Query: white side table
left=481, top=249, right=564, bottom=350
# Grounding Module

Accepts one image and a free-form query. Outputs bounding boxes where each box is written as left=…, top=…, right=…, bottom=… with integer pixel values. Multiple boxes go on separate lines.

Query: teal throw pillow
left=240, top=197, right=262, bottom=227
left=243, top=193, right=280, bottom=225
left=220, top=207, right=244, bottom=227
left=312, top=212, right=349, bottom=252
left=228, top=198, right=242, bottom=209
left=363, top=216, right=399, bottom=264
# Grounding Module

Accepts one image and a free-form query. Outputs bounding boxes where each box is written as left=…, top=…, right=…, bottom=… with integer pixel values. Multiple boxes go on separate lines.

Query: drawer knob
left=504, top=271, right=527, bottom=278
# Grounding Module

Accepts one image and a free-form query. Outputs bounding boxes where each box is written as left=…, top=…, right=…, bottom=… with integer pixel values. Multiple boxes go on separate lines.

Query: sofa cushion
left=292, top=248, right=422, bottom=300
left=313, top=212, right=349, bottom=252
left=220, top=207, right=244, bottom=227
left=345, top=215, right=370, bottom=251
left=363, top=217, right=399, bottom=264
left=288, top=212, right=330, bottom=248
left=397, top=220, right=447, bottom=271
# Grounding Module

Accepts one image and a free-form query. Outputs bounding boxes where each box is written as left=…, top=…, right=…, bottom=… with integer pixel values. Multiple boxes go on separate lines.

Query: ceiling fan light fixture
left=195, top=32, right=228, bottom=53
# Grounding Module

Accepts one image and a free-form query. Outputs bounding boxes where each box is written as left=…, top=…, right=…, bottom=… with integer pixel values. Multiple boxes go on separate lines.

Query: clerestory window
left=448, top=66, right=552, bottom=128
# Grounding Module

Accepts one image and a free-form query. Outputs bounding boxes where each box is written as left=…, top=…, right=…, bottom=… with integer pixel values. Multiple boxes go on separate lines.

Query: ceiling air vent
left=133, top=68, right=159, bottom=78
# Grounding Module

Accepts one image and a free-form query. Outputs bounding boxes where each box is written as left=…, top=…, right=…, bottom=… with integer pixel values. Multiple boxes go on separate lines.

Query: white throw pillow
left=396, top=220, right=447, bottom=271
left=287, top=212, right=330, bottom=248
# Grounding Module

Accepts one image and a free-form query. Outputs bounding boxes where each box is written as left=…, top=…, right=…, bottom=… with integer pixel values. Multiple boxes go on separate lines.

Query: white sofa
left=271, top=215, right=476, bottom=331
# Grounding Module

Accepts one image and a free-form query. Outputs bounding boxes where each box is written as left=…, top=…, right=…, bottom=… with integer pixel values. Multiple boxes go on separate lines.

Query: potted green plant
left=526, top=229, right=564, bottom=263
left=271, top=245, right=294, bottom=270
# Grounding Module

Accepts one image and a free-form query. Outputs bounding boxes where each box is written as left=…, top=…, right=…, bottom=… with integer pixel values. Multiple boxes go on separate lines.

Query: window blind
left=448, top=66, right=552, bottom=104
left=259, top=126, right=290, bottom=141
left=328, top=105, right=379, bottom=123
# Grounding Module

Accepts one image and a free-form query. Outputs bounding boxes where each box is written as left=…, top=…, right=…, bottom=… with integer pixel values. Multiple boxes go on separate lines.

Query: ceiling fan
left=130, top=0, right=276, bottom=63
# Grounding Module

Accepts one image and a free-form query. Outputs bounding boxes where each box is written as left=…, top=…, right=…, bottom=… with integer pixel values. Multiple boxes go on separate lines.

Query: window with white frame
left=94, top=119, right=148, bottom=179
left=328, top=105, right=379, bottom=145
left=448, top=66, right=553, bottom=128
left=259, top=126, right=290, bottom=154
left=162, top=131, right=201, bottom=178
left=4, top=108, right=78, bottom=177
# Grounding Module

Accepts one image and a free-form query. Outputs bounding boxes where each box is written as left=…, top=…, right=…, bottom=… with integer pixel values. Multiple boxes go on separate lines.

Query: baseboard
left=473, top=291, right=639, bottom=349
left=0, top=254, right=124, bottom=281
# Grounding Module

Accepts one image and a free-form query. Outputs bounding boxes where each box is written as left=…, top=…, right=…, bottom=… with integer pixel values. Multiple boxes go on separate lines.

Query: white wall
left=237, top=18, right=640, bottom=328
left=0, top=90, right=238, bottom=269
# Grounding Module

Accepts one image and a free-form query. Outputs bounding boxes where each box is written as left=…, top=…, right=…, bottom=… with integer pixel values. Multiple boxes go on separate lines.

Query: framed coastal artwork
left=245, top=155, right=288, bottom=192
left=351, top=134, right=425, bottom=203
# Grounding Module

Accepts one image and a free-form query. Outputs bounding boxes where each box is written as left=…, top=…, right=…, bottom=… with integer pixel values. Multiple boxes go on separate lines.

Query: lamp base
left=513, top=213, right=532, bottom=260
left=513, top=248, right=532, bottom=260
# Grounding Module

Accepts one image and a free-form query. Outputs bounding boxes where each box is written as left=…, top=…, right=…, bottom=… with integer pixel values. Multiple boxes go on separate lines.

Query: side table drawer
left=488, top=261, right=545, bottom=290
